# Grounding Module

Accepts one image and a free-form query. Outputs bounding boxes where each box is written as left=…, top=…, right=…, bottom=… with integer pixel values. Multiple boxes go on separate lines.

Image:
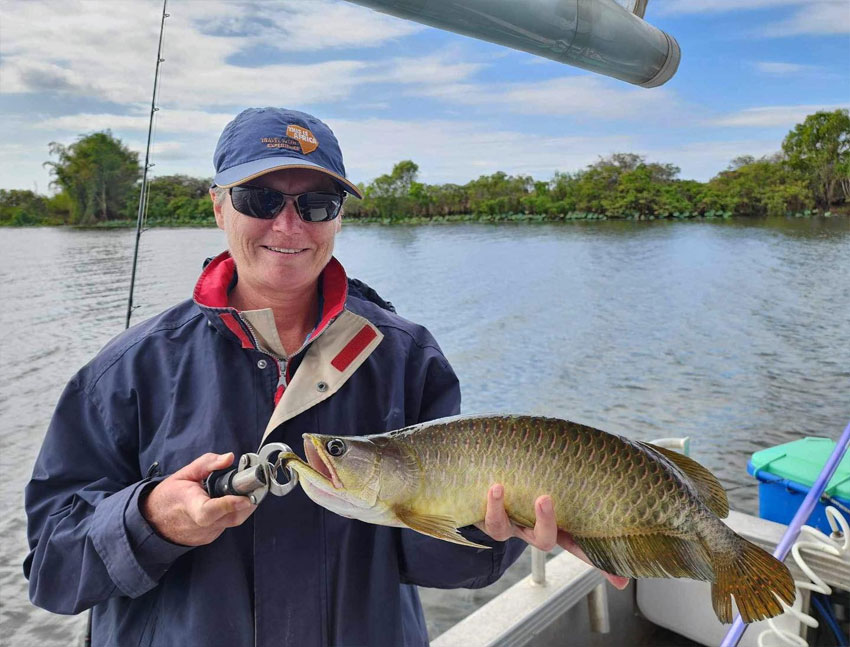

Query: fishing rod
left=125, top=0, right=169, bottom=330
left=89, top=6, right=169, bottom=643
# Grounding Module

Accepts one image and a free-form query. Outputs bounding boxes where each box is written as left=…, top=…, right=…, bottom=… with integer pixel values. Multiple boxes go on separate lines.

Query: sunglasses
left=229, top=185, right=345, bottom=222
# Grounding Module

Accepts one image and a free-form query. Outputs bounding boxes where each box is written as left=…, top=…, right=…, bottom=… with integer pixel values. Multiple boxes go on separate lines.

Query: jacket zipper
left=240, top=316, right=288, bottom=390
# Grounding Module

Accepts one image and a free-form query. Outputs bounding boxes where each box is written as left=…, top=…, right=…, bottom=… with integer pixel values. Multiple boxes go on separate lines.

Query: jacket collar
left=193, top=250, right=349, bottom=351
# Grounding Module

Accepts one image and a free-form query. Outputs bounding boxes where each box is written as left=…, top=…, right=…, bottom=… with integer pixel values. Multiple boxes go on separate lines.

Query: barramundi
left=282, top=414, right=795, bottom=624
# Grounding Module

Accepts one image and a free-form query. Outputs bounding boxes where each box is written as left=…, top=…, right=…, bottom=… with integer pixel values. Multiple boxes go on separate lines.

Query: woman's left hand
left=475, top=483, right=630, bottom=590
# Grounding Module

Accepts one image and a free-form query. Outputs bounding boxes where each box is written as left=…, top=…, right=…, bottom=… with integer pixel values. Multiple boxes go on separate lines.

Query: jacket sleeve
left=396, top=345, right=526, bottom=588
left=24, top=376, right=191, bottom=615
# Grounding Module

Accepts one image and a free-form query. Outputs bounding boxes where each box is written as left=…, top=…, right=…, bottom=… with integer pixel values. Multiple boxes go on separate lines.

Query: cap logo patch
left=259, top=125, right=319, bottom=155
left=287, top=125, right=319, bottom=154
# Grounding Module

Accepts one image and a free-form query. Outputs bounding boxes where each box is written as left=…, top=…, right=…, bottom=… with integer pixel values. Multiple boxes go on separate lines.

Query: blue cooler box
left=747, top=437, right=850, bottom=534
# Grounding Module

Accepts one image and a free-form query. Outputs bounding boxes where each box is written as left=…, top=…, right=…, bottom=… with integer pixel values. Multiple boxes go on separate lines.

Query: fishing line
left=141, top=107, right=160, bottom=233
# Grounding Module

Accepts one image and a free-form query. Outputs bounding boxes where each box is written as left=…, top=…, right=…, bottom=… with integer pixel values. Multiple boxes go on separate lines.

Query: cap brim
left=214, top=156, right=363, bottom=199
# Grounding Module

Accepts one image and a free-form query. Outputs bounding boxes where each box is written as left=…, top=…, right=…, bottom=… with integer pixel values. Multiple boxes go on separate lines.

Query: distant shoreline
left=2, top=208, right=848, bottom=229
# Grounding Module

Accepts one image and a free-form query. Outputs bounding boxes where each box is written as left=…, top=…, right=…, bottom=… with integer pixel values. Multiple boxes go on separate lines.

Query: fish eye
left=326, top=438, right=346, bottom=457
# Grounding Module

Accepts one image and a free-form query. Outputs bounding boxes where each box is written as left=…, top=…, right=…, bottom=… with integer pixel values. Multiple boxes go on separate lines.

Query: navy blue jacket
left=24, top=252, right=525, bottom=647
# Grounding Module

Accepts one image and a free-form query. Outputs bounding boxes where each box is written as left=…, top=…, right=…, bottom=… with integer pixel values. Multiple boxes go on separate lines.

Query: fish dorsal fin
left=640, top=442, right=729, bottom=518
left=394, top=508, right=490, bottom=549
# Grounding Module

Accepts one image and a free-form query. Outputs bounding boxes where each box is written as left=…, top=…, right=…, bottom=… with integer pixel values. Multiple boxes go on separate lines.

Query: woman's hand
left=141, top=452, right=256, bottom=546
left=475, top=483, right=630, bottom=590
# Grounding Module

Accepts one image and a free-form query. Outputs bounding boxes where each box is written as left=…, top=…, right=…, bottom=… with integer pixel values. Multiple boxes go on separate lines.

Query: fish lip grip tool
left=204, top=442, right=299, bottom=505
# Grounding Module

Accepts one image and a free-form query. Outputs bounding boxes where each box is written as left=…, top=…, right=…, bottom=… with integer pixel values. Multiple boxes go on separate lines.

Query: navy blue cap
left=213, top=108, right=362, bottom=199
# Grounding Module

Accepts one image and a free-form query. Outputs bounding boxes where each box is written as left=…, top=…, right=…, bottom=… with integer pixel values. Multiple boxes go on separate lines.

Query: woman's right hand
left=141, top=452, right=256, bottom=546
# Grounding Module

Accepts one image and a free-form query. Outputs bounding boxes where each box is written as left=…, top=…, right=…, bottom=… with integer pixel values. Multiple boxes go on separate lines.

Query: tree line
left=2, top=109, right=848, bottom=227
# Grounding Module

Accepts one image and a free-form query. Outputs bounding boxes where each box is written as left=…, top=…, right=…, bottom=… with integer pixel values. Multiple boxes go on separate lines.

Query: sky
left=1, top=0, right=848, bottom=194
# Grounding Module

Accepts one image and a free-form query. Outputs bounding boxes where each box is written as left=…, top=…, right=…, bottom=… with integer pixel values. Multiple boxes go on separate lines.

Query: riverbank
left=2, top=206, right=848, bottom=228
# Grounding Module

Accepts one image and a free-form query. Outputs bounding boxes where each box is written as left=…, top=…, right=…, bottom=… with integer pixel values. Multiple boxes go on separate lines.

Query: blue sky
left=1, top=0, right=848, bottom=194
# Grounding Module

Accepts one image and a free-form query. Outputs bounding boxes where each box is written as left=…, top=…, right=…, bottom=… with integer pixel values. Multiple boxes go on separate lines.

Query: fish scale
left=285, top=414, right=796, bottom=624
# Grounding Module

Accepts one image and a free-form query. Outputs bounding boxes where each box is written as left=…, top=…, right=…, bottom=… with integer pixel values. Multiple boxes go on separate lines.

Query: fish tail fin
left=710, top=537, right=796, bottom=624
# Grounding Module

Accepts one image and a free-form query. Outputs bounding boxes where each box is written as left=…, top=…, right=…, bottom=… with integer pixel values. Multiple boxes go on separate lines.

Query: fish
left=281, top=414, right=795, bottom=624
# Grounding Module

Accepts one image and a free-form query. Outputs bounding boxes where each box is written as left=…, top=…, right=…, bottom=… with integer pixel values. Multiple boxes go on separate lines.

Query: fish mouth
left=304, top=435, right=344, bottom=489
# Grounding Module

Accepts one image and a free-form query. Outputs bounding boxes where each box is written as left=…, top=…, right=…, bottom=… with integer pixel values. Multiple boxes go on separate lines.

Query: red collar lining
left=194, top=251, right=349, bottom=336
left=193, top=251, right=234, bottom=309
left=310, top=257, right=347, bottom=341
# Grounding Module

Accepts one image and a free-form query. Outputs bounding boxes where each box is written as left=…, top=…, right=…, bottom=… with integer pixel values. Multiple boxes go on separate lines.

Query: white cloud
left=763, top=1, right=850, bottom=35
left=375, top=52, right=486, bottom=85
left=411, top=75, right=682, bottom=121
left=149, top=140, right=194, bottom=160
left=0, top=0, right=408, bottom=107
left=301, top=118, right=788, bottom=184
left=222, top=0, right=422, bottom=52
left=659, top=0, right=849, bottom=36
left=642, top=139, right=782, bottom=180
left=37, top=110, right=241, bottom=135
left=327, top=118, right=636, bottom=184
left=711, top=104, right=849, bottom=127
left=660, top=0, right=806, bottom=14
left=753, top=61, right=817, bottom=75
left=0, top=140, right=61, bottom=194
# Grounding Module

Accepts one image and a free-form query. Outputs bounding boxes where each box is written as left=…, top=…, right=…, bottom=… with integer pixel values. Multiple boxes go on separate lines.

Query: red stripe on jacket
left=331, top=325, right=377, bottom=372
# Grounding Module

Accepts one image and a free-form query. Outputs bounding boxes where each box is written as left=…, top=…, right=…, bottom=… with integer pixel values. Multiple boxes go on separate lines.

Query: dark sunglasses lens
left=231, top=186, right=285, bottom=219
left=296, top=193, right=343, bottom=222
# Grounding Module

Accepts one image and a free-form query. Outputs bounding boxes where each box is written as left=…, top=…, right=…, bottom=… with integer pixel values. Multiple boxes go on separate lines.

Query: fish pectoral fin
left=394, top=508, right=490, bottom=549
left=640, top=441, right=730, bottom=519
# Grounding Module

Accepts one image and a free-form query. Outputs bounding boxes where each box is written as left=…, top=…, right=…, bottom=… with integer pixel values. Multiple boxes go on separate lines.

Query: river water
left=1, top=218, right=849, bottom=644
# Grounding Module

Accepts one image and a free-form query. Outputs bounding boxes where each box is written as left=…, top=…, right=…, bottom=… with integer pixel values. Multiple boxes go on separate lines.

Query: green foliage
left=348, top=149, right=819, bottom=223
left=0, top=189, right=49, bottom=225
left=124, top=175, right=214, bottom=225
left=837, top=157, right=850, bottom=205
left=466, top=171, right=533, bottom=215
left=46, top=191, right=73, bottom=222
left=4, top=111, right=846, bottom=227
left=0, top=189, right=72, bottom=226
left=45, top=130, right=141, bottom=224
left=363, top=160, right=422, bottom=220
left=707, top=156, right=813, bottom=217
left=782, top=109, right=850, bottom=207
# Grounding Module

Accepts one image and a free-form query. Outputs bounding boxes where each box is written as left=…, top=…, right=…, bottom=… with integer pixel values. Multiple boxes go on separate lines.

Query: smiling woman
left=213, top=168, right=344, bottom=351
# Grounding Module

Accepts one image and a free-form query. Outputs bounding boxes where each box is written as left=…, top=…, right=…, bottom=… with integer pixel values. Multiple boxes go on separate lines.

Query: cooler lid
left=749, top=437, right=850, bottom=501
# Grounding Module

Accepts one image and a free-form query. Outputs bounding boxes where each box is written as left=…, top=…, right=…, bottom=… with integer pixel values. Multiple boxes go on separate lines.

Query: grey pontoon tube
left=345, top=0, right=678, bottom=87
left=612, top=0, right=648, bottom=19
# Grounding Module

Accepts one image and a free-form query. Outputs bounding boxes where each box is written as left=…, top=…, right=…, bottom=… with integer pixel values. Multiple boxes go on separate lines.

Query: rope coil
left=757, top=506, right=849, bottom=647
